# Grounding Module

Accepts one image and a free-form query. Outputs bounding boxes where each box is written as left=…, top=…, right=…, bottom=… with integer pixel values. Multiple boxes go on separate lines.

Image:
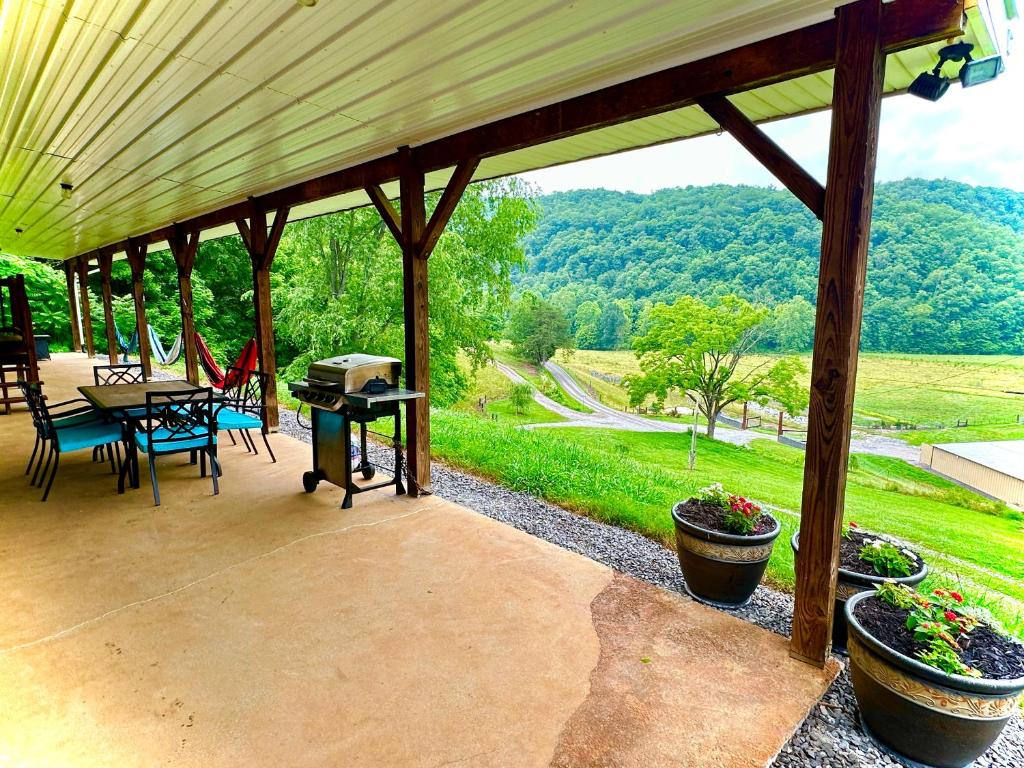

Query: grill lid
left=305, top=354, right=401, bottom=393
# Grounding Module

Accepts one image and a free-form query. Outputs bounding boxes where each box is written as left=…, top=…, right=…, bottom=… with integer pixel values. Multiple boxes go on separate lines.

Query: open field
left=431, top=409, right=1024, bottom=635
left=559, top=350, right=1024, bottom=442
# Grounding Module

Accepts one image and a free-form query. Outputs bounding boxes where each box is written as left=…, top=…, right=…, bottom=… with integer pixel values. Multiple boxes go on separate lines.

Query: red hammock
left=195, top=334, right=257, bottom=390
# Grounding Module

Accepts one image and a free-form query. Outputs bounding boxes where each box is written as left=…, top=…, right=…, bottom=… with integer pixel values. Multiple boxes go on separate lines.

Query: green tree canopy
left=626, top=294, right=808, bottom=438
left=506, top=292, right=573, bottom=364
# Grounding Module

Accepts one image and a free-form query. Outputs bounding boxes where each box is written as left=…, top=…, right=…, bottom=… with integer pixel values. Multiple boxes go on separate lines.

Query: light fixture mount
left=908, top=42, right=1004, bottom=101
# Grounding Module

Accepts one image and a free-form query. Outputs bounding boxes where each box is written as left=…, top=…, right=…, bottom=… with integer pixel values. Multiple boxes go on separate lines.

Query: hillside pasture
left=557, top=350, right=1024, bottom=442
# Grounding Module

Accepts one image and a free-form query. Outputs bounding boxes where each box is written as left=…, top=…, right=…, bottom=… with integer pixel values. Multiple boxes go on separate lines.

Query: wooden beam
left=63, top=259, right=82, bottom=353
left=791, top=0, right=886, bottom=667
left=96, top=249, right=119, bottom=364
left=420, top=156, right=480, bottom=259
left=697, top=96, right=825, bottom=219
left=399, top=148, right=430, bottom=496
left=64, top=0, right=963, bottom=265
left=365, top=184, right=403, bottom=244
left=412, top=0, right=963, bottom=173
left=168, top=225, right=201, bottom=385
left=235, top=204, right=290, bottom=430
left=125, top=238, right=152, bottom=379
left=76, top=256, right=95, bottom=357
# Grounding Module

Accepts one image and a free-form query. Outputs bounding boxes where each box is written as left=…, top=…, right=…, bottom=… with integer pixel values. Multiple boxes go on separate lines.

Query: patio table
left=78, top=380, right=219, bottom=493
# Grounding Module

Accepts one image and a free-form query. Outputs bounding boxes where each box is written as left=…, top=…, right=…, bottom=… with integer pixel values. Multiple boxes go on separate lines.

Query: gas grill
left=289, top=354, right=424, bottom=508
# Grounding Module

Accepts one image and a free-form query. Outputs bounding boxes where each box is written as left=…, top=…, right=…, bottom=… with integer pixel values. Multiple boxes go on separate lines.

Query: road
left=493, top=360, right=758, bottom=445
left=497, top=359, right=923, bottom=460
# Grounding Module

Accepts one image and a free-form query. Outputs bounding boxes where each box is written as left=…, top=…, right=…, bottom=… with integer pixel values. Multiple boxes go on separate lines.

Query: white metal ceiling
left=0, top=0, right=1004, bottom=260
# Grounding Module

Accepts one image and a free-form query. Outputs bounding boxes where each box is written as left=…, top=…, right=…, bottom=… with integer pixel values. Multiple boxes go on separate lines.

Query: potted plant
left=846, top=583, right=1024, bottom=768
left=671, top=483, right=779, bottom=607
left=792, top=521, right=927, bottom=652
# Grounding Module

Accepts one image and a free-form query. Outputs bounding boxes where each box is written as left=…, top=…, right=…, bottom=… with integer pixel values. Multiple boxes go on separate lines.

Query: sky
left=521, top=39, right=1024, bottom=196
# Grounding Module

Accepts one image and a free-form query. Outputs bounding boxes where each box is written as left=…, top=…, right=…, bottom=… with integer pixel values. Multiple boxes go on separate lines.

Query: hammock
left=148, top=326, right=183, bottom=366
left=114, top=325, right=139, bottom=357
left=195, top=334, right=257, bottom=390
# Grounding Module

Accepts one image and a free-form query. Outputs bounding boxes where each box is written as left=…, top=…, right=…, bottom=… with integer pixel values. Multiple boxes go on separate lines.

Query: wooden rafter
left=63, top=0, right=963, bottom=264
left=365, top=184, right=403, bottom=244
left=697, top=96, right=825, bottom=220
left=420, top=156, right=480, bottom=259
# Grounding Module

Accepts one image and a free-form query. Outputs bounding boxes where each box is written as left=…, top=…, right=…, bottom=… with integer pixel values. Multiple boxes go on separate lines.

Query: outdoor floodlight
left=909, top=42, right=1004, bottom=101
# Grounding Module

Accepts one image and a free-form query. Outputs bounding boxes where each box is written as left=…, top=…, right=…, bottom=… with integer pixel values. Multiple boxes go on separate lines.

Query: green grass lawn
left=430, top=409, right=1024, bottom=636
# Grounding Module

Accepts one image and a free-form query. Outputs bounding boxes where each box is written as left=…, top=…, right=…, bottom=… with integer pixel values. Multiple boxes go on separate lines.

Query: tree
left=766, top=295, right=815, bottom=351
left=625, top=294, right=808, bottom=439
left=509, top=383, right=532, bottom=415
left=573, top=300, right=600, bottom=348
left=274, top=177, right=537, bottom=406
left=506, top=292, right=573, bottom=364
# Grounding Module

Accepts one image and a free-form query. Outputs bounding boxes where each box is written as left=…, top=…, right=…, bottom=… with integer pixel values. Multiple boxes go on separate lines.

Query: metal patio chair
left=93, top=362, right=147, bottom=386
left=135, top=388, right=220, bottom=506
left=20, top=381, right=124, bottom=501
left=216, top=366, right=276, bottom=463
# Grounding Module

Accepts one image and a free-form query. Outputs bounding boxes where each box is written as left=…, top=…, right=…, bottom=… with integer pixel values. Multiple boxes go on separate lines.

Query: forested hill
left=517, top=179, right=1024, bottom=354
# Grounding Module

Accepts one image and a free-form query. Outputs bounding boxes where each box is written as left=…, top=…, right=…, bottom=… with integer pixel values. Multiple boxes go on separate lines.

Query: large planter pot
left=846, top=591, right=1024, bottom=768
left=791, top=531, right=927, bottom=653
left=671, top=501, right=779, bottom=607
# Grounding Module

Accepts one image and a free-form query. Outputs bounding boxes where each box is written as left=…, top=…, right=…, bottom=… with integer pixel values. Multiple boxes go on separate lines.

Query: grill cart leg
left=341, top=413, right=355, bottom=509
left=358, top=422, right=375, bottom=480
left=394, top=407, right=405, bottom=496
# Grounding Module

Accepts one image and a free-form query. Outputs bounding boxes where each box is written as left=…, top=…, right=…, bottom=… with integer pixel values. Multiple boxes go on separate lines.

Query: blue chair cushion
left=217, top=408, right=262, bottom=430
left=136, top=427, right=216, bottom=454
left=54, top=421, right=124, bottom=453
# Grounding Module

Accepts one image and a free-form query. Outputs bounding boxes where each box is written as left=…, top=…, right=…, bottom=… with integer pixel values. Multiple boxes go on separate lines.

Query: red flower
left=950, top=591, right=964, bottom=604
left=944, top=610, right=957, bottom=622
left=848, top=521, right=858, bottom=529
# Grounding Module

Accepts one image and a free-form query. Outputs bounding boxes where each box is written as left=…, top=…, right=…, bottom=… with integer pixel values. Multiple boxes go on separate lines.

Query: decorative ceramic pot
left=791, top=531, right=927, bottom=653
left=846, top=591, right=1024, bottom=768
left=671, top=500, right=779, bottom=607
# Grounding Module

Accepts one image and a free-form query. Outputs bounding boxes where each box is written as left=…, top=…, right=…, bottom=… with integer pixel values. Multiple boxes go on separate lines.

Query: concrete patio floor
left=0, top=354, right=838, bottom=767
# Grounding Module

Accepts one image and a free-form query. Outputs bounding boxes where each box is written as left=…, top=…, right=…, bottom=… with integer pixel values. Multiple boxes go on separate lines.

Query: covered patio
left=0, top=352, right=837, bottom=767
left=0, top=0, right=1016, bottom=764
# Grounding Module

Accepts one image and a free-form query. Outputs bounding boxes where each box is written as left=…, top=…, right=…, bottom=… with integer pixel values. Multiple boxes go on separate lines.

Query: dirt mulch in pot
left=676, top=499, right=777, bottom=537
left=854, top=596, right=1024, bottom=680
left=840, top=529, right=925, bottom=578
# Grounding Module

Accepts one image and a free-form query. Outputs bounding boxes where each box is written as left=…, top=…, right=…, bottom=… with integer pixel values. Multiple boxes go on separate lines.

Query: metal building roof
left=0, top=0, right=1011, bottom=260
left=932, top=441, right=1024, bottom=481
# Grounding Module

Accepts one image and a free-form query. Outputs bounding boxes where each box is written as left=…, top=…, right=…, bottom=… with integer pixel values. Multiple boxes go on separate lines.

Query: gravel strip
left=274, top=403, right=1023, bottom=768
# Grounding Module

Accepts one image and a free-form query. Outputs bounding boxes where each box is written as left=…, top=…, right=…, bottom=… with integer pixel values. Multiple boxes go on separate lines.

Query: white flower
left=871, top=541, right=884, bottom=549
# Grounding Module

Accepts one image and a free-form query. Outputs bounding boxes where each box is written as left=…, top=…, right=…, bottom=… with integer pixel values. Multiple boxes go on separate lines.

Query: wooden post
left=741, top=402, right=749, bottom=430
left=63, top=259, right=83, bottom=353
left=76, top=256, right=95, bottom=358
left=791, top=0, right=885, bottom=667
left=168, top=225, right=201, bottom=385
left=96, top=250, right=119, bottom=365
left=778, top=411, right=785, bottom=437
left=236, top=203, right=289, bottom=430
left=373, top=151, right=479, bottom=496
left=125, top=239, right=152, bottom=379
left=399, top=148, right=430, bottom=496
